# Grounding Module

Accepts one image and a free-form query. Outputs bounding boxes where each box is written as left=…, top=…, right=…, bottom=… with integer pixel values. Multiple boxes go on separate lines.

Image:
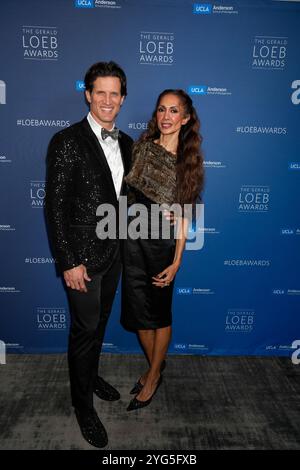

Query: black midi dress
left=121, top=140, right=178, bottom=331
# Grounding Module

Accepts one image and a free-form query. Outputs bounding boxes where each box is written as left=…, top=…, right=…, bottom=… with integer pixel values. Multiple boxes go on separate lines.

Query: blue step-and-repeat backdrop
left=0, top=0, right=299, bottom=356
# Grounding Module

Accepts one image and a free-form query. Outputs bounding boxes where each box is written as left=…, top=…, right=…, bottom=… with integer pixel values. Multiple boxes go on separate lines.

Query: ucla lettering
left=75, top=0, right=94, bottom=7
left=177, top=288, right=192, bottom=295
left=189, top=86, right=206, bottom=95
left=193, top=4, right=212, bottom=14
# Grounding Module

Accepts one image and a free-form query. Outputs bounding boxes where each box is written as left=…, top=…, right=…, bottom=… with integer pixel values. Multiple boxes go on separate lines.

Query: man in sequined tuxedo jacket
left=45, top=62, right=133, bottom=449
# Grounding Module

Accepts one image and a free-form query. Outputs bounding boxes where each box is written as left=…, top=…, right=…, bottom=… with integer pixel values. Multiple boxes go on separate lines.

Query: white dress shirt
left=87, top=112, right=124, bottom=199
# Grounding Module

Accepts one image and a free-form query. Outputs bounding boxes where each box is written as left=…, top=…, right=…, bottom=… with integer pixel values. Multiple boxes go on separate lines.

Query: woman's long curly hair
left=138, top=89, right=204, bottom=205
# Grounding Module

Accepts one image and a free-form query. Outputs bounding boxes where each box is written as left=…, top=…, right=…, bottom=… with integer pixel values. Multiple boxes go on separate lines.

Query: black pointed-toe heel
left=127, top=376, right=163, bottom=411
left=129, top=360, right=166, bottom=395
left=130, top=379, right=143, bottom=395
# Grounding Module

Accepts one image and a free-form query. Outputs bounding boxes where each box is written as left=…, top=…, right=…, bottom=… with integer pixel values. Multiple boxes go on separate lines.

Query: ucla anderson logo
left=189, top=86, right=207, bottom=95
left=75, top=0, right=121, bottom=8
left=289, top=162, right=300, bottom=170
left=273, top=289, right=285, bottom=295
left=193, top=4, right=212, bottom=14
left=189, top=85, right=231, bottom=96
left=76, top=80, right=85, bottom=91
left=176, top=288, right=192, bottom=295
left=75, top=0, right=94, bottom=7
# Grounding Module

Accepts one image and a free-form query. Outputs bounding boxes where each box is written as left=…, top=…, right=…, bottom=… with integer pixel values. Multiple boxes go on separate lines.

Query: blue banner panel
left=0, top=0, right=299, bottom=356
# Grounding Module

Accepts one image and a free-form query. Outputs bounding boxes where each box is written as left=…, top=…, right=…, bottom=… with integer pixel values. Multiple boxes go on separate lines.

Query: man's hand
left=63, top=264, right=91, bottom=293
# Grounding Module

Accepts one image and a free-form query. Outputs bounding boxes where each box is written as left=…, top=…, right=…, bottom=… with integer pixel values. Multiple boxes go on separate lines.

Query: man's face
left=85, top=76, right=124, bottom=130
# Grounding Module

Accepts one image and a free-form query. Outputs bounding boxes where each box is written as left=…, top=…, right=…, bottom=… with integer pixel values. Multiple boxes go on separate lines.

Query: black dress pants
left=66, top=250, right=121, bottom=411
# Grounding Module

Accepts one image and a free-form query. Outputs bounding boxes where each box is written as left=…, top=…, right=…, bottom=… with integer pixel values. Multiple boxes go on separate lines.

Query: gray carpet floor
left=0, top=354, right=300, bottom=450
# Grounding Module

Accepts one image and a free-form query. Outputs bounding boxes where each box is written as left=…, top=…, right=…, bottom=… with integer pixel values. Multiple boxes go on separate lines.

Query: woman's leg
left=138, top=329, right=155, bottom=364
left=136, top=329, right=155, bottom=385
left=136, top=325, right=171, bottom=401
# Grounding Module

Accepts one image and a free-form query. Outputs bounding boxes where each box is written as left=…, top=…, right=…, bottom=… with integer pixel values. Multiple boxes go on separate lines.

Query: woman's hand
left=152, top=262, right=180, bottom=288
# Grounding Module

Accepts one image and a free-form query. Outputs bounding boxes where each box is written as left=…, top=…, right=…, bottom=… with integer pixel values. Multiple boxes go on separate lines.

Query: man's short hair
left=84, top=61, right=127, bottom=96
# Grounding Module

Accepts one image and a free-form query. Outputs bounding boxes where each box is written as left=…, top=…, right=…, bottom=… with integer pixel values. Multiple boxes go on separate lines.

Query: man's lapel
left=118, top=131, right=131, bottom=176
left=80, top=118, right=117, bottom=200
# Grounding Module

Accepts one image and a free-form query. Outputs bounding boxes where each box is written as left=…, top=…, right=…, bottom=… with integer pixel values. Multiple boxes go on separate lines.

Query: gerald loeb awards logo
left=139, top=32, right=174, bottom=65
left=22, top=26, right=58, bottom=60
left=30, top=181, right=45, bottom=208
left=225, top=309, right=255, bottom=333
left=238, top=185, right=270, bottom=212
left=252, top=36, right=287, bottom=70
left=36, top=308, right=67, bottom=330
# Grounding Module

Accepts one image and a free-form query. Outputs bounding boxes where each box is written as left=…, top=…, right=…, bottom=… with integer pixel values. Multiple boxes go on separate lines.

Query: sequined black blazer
left=45, top=117, right=133, bottom=273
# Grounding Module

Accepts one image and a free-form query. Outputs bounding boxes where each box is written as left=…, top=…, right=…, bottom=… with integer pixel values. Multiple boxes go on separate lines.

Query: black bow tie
left=101, top=127, right=119, bottom=140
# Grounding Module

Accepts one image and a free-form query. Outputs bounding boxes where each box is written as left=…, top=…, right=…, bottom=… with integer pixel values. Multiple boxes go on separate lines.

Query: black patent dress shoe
left=94, top=376, right=120, bottom=401
left=130, top=360, right=166, bottom=395
left=75, top=407, right=108, bottom=448
left=127, top=376, right=163, bottom=411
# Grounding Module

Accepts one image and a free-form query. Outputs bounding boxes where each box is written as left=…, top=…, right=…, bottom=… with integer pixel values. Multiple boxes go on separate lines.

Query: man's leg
left=67, top=252, right=121, bottom=410
left=93, top=251, right=121, bottom=400
left=67, top=271, right=111, bottom=448
left=67, top=271, right=104, bottom=411
left=66, top=251, right=121, bottom=448
left=96, top=250, right=121, bottom=364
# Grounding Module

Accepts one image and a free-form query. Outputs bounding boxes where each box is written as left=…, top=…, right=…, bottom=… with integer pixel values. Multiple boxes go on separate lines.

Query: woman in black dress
left=121, top=89, right=204, bottom=411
